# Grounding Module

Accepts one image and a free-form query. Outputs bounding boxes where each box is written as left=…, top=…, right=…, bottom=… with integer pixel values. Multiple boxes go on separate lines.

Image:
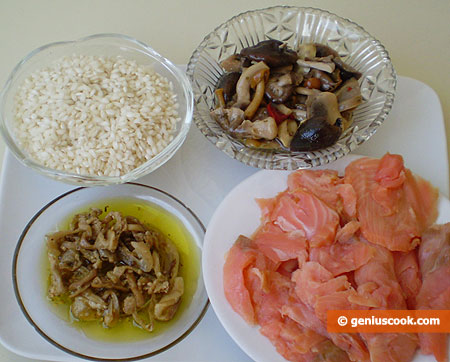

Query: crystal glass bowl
left=187, top=6, right=396, bottom=169
left=0, top=34, right=193, bottom=185
left=13, top=183, right=208, bottom=361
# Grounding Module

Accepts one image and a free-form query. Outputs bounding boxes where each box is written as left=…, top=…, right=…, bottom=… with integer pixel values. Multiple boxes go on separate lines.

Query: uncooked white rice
left=13, top=54, right=180, bottom=177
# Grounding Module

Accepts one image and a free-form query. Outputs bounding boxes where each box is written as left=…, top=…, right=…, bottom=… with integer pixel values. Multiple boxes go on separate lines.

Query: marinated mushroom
left=277, top=119, right=298, bottom=148
left=103, top=291, right=120, bottom=327
left=154, top=277, right=184, bottom=321
left=240, top=39, right=298, bottom=68
left=234, top=117, right=278, bottom=140
left=314, top=43, right=339, bottom=58
left=335, top=77, right=362, bottom=112
left=290, top=115, right=342, bottom=152
left=212, top=40, right=363, bottom=150
left=306, top=92, right=344, bottom=125
left=333, top=57, right=362, bottom=81
left=296, top=59, right=335, bottom=73
left=220, top=54, right=243, bottom=72
left=234, top=61, right=270, bottom=109
left=309, top=69, right=341, bottom=92
left=265, top=72, right=295, bottom=103
left=47, top=208, right=184, bottom=331
left=216, top=72, right=241, bottom=103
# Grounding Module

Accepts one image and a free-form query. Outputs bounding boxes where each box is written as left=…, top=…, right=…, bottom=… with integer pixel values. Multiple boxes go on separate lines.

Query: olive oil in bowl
left=43, top=197, right=201, bottom=343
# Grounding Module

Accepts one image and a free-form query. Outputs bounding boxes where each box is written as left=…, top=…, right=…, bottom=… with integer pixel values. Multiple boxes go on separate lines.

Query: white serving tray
left=0, top=76, right=447, bottom=362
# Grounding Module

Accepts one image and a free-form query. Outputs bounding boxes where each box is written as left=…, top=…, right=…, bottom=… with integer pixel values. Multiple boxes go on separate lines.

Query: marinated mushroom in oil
left=47, top=208, right=184, bottom=332
left=211, top=40, right=363, bottom=151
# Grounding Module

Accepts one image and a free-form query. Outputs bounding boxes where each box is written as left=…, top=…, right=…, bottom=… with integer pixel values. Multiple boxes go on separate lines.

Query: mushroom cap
left=240, top=40, right=298, bottom=68
left=217, top=72, right=241, bottom=103
left=307, top=92, right=343, bottom=125
left=290, top=115, right=342, bottom=152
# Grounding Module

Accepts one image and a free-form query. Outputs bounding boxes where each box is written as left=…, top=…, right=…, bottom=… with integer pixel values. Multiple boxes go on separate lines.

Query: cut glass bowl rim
left=187, top=5, right=397, bottom=170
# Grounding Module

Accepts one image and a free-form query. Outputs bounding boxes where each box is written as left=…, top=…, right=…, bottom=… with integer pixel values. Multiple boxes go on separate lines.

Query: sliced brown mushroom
left=132, top=311, right=154, bottom=332
left=71, top=295, right=99, bottom=321
left=216, top=72, right=241, bottom=103
left=240, top=40, right=298, bottom=68
left=154, top=277, right=184, bottom=321
left=91, top=276, right=128, bottom=292
left=80, top=249, right=102, bottom=269
left=58, top=249, right=82, bottom=272
left=295, top=87, right=321, bottom=97
left=123, top=294, right=136, bottom=315
left=103, top=291, right=120, bottom=328
left=306, top=92, right=344, bottom=125
left=277, top=119, right=298, bottom=148
left=69, top=268, right=97, bottom=297
left=290, top=115, right=342, bottom=152
left=233, top=117, right=278, bottom=140
left=48, top=252, right=66, bottom=297
left=314, top=43, right=339, bottom=58
left=333, top=58, right=362, bottom=81
left=234, top=61, right=270, bottom=109
left=310, top=69, right=341, bottom=92
left=144, top=278, right=170, bottom=294
left=152, top=250, right=163, bottom=279
left=210, top=107, right=245, bottom=130
left=335, top=77, right=362, bottom=112
left=79, top=289, right=108, bottom=311
left=265, top=72, right=294, bottom=103
left=127, top=223, right=146, bottom=232
left=118, top=245, right=140, bottom=266
left=75, top=215, right=93, bottom=239
left=158, top=239, right=180, bottom=282
left=220, top=54, right=244, bottom=72
left=94, top=229, right=118, bottom=252
left=297, top=43, right=317, bottom=59
left=290, top=92, right=344, bottom=151
left=125, top=271, right=145, bottom=308
left=131, top=241, right=153, bottom=273
left=297, top=59, right=335, bottom=73
left=98, top=248, right=116, bottom=263
left=244, top=79, right=266, bottom=120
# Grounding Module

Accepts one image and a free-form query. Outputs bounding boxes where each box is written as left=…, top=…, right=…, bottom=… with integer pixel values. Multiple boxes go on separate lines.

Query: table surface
left=0, top=1, right=449, bottom=361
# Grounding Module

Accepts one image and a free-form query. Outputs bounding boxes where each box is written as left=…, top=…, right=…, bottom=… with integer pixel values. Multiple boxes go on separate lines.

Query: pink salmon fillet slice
left=345, top=153, right=438, bottom=251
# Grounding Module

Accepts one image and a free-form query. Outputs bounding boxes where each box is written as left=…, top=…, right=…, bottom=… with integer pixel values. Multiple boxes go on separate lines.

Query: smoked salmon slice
left=287, top=169, right=357, bottom=220
left=309, top=234, right=374, bottom=276
left=416, top=223, right=450, bottom=362
left=393, top=251, right=422, bottom=309
left=291, top=262, right=373, bottom=361
left=345, top=153, right=438, bottom=251
left=252, top=221, right=308, bottom=266
left=354, top=243, right=418, bottom=362
left=222, top=153, right=447, bottom=362
left=245, top=252, right=350, bottom=361
left=223, top=235, right=258, bottom=325
left=269, top=190, right=339, bottom=248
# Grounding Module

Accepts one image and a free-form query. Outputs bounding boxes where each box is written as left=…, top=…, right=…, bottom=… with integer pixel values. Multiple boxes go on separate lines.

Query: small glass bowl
left=0, top=34, right=193, bottom=185
left=12, top=183, right=208, bottom=361
left=187, top=6, right=397, bottom=169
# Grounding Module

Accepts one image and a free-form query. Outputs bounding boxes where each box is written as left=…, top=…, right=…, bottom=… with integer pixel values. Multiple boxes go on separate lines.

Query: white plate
left=203, top=154, right=450, bottom=362
left=0, top=75, right=447, bottom=362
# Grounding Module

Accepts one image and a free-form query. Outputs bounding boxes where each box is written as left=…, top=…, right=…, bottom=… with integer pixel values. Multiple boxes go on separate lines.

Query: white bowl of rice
left=0, top=33, right=193, bottom=185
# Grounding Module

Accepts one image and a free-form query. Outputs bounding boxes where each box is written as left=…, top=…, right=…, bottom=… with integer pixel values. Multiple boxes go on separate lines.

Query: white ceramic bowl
left=13, top=183, right=208, bottom=361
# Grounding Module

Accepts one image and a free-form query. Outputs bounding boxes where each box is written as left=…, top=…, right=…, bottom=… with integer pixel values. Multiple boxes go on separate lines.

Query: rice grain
left=14, top=54, right=180, bottom=177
